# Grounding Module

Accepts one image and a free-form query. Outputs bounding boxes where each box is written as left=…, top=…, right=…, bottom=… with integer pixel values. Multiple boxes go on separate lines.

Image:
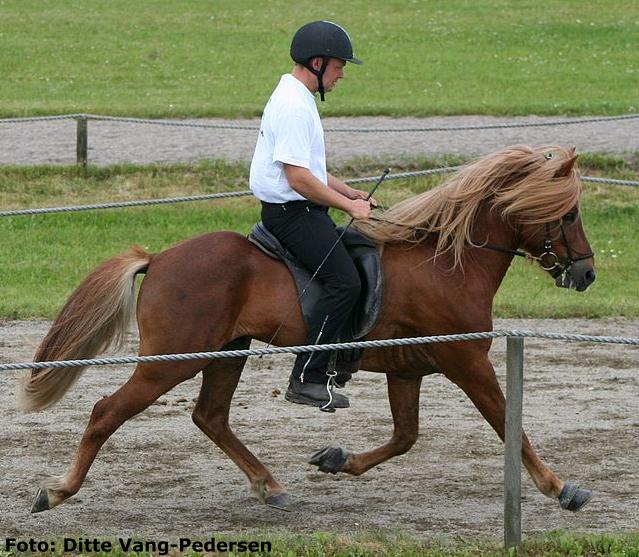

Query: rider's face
left=321, top=58, right=346, bottom=92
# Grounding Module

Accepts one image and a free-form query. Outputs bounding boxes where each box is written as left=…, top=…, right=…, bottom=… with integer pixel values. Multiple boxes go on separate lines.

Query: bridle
left=478, top=219, right=594, bottom=279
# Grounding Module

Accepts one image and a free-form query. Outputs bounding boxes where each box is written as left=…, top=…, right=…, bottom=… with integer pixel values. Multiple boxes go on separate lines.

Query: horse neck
left=465, top=202, right=520, bottom=294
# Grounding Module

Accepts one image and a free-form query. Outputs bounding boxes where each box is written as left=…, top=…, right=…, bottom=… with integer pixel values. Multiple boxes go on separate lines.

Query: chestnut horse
left=21, top=145, right=596, bottom=514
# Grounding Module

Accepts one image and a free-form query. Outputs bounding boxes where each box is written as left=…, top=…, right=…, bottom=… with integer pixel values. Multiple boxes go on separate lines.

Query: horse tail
left=18, top=246, right=152, bottom=412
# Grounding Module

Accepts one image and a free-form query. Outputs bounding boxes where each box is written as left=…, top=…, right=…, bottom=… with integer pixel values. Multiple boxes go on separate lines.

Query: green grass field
left=1, top=0, right=638, bottom=117
left=1, top=530, right=638, bottom=557
left=1, top=155, right=637, bottom=319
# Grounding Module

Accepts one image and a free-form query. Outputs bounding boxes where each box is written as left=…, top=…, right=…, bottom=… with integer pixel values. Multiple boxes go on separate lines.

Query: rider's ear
left=554, top=153, right=578, bottom=178
left=310, top=56, right=323, bottom=71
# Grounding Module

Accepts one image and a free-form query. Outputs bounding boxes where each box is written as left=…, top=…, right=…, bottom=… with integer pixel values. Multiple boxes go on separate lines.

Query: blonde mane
left=355, top=145, right=582, bottom=267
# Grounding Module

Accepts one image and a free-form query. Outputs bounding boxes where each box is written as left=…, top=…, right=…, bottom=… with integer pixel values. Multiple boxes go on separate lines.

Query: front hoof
left=31, top=488, right=50, bottom=513
left=265, top=492, right=292, bottom=512
left=559, top=481, right=594, bottom=511
left=309, top=447, right=348, bottom=474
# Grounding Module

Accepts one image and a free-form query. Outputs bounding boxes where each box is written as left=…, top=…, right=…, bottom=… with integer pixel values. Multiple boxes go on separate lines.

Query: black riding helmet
left=290, top=20, right=362, bottom=101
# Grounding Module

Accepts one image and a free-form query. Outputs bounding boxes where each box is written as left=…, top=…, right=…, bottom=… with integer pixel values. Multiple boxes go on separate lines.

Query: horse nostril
left=585, top=269, right=596, bottom=284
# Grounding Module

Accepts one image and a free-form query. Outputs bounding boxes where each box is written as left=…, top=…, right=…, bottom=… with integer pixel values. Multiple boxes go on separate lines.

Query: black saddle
left=248, top=222, right=383, bottom=350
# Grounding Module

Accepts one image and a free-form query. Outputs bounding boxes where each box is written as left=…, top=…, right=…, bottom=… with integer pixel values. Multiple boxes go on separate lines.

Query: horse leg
left=31, top=361, right=200, bottom=513
left=447, top=352, right=593, bottom=511
left=310, top=374, right=422, bottom=476
left=191, top=338, right=290, bottom=511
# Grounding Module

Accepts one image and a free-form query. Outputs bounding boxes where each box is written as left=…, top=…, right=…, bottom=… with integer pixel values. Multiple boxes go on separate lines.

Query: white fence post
left=504, top=336, right=524, bottom=548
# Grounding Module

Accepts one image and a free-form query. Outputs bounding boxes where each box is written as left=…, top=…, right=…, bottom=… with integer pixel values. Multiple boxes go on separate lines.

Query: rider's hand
left=348, top=198, right=372, bottom=220
left=352, top=189, right=378, bottom=208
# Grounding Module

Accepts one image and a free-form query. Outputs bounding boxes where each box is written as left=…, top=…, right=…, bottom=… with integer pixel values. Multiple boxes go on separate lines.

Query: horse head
left=512, top=147, right=596, bottom=291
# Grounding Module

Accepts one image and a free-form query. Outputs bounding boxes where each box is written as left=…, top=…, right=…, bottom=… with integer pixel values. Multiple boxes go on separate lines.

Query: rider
left=249, top=21, right=374, bottom=410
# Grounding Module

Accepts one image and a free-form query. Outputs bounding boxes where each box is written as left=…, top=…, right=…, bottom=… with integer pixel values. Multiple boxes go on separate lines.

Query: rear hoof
left=265, top=492, right=292, bottom=512
left=559, top=481, right=593, bottom=511
left=309, top=447, right=348, bottom=474
left=31, top=488, right=50, bottom=513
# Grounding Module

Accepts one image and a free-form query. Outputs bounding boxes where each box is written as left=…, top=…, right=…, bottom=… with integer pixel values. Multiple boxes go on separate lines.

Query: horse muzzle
left=554, top=261, right=596, bottom=292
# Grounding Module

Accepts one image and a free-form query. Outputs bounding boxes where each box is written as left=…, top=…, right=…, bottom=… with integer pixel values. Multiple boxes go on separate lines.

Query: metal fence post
left=504, top=336, right=524, bottom=548
left=76, top=116, right=88, bottom=166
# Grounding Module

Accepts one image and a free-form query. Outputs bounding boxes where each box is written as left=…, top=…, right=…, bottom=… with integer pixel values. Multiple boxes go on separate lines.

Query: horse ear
left=555, top=152, right=578, bottom=178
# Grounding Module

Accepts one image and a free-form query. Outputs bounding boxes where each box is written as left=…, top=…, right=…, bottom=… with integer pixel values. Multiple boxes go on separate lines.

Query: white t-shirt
left=249, top=74, right=327, bottom=203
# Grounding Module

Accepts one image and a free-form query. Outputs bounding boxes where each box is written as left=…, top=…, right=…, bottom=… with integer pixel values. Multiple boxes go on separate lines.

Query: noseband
left=479, top=221, right=594, bottom=277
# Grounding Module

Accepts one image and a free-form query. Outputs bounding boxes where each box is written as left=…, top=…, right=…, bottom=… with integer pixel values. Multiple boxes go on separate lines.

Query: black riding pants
left=261, top=200, right=361, bottom=384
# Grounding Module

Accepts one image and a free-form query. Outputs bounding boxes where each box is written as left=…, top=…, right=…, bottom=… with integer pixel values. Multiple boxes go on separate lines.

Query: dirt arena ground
left=0, top=318, right=637, bottom=541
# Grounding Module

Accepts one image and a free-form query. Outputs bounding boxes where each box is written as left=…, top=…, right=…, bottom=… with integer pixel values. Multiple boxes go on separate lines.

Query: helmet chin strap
left=305, top=56, right=330, bottom=101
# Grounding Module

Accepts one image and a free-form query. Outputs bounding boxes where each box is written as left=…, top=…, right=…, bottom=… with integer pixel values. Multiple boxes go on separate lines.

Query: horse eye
left=544, top=153, right=554, bottom=160
left=562, top=212, right=577, bottom=224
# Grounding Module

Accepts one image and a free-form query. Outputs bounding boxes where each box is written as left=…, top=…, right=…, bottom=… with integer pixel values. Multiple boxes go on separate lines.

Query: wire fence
left=1, top=329, right=637, bottom=372
left=1, top=167, right=637, bottom=219
left=2, top=112, right=638, bottom=131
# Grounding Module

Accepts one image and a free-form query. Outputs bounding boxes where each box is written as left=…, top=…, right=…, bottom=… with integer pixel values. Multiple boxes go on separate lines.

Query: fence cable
left=1, top=329, right=637, bottom=372
left=1, top=167, right=636, bottom=218
left=1, top=112, right=638, bottom=132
